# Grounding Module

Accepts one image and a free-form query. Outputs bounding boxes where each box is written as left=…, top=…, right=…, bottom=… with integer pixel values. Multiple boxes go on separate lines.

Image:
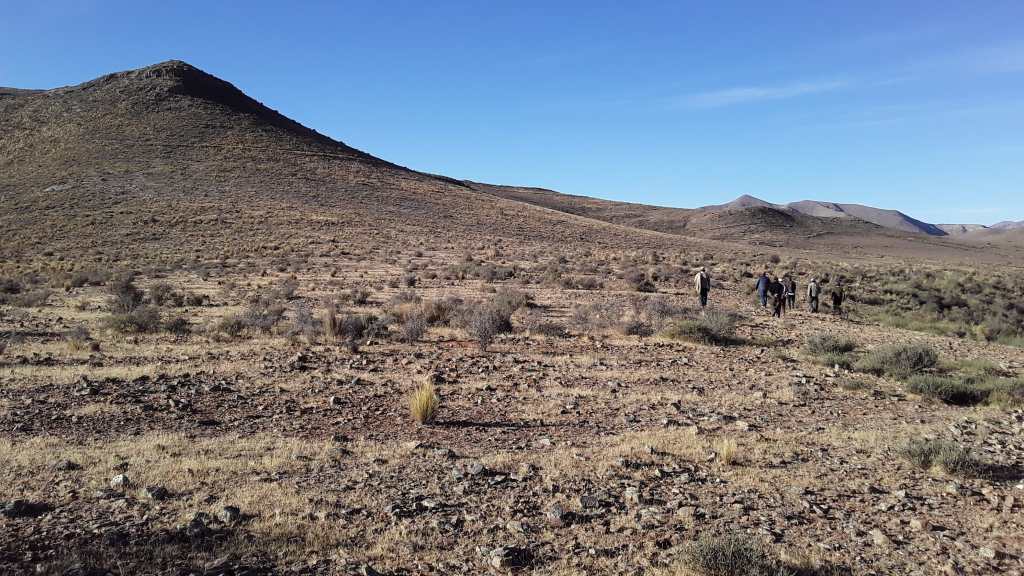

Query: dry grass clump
left=462, top=288, right=530, bottom=350
left=853, top=343, right=938, bottom=379
left=3, top=289, right=53, bottom=308
left=670, top=534, right=848, bottom=576
left=803, top=334, right=858, bottom=369
left=63, top=326, right=94, bottom=352
left=104, top=305, right=162, bottom=334
left=662, top=310, right=738, bottom=346
left=905, top=375, right=1024, bottom=408
left=900, top=438, right=984, bottom=477
left=715, top=438, right=741, bottom=465
left=323, top=311, right=378, bottom=352
left=409, top=382, right=439, bottom=425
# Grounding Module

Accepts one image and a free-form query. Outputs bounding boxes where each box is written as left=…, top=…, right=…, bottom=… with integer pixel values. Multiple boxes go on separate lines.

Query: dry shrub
left=663, top=310, right=738, bottom=345
left=104, top=305, right=161, bottom=334
left=900, top=438, right=983, bottom=477
left=854, top=343, right=938, bottom=379
left=715, top=438, right=741, bottom=465
left=673, top=534, right=849, bottom=576
left=63, top=326, right=92, bottom=352
left=323, top=310, right=376, bottom=351
left=409, top=382, right=439, bottom=425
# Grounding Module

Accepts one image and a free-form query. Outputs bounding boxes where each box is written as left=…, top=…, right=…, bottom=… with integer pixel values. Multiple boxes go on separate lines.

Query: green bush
left=662, top=310, right=737, bottom=345
left=907, top=375, right=1024, bottom=408
left=900, top=438, right=983, bottom=477
left=678, top=534, right=848, bottom=576
left=854, top=343, right=938, bottom=379
left=104, top=305, right=161, bottom=334
left=803, top=334, right=857, bottom=356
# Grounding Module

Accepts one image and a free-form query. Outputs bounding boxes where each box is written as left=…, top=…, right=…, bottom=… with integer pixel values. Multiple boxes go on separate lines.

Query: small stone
left=329, top=396, right=343, bottom=407
left=506, top=519, right=526, bottom=534
left=546, top=503, right=568, bottom=527
left=909, top=518, right=928, bottom=531
left=869, top=528, right=890, bottom=547
left=143, top=485, right=169, bottom=501
left=624, top=486, right=641, bottom=506
left=466, top=462, right=485, bottom=476
left=218, top=505, right=241, bottom=524
left=1, top=500, right=50, bottom=518
left=978, top=546, right=999, bottom=560
left=110, top=474, right=130, bottom=490
left=489, top=546, right=532, bottom=569
left=54, top=460, right=81, bottom=471
left=360, top=565, right=382, bottom=576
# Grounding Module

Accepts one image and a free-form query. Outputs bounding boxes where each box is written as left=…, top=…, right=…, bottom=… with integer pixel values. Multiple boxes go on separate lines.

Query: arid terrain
left=2, top=61, right=1023, bottom=576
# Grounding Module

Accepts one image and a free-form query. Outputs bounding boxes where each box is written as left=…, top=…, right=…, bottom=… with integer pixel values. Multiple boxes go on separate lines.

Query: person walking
left=788, top=277, right=798, bottom=309
left=755, top=271, right=770, bottom=308
left=769, top=275, right=786, bottom=318
left=694, top=266, right=711, bottom=309
left=807, top=277, right=820, bottom=313
left=830, top=281, right=845, bottom=316
left=780, top=275, right=794, bottom=313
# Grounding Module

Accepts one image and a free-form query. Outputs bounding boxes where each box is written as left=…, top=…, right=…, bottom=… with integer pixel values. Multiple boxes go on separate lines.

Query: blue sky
left=3, top=1, right=1023, bottom=224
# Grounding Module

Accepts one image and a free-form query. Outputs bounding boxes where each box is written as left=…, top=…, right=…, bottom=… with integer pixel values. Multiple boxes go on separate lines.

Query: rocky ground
left=1, top=253, right=1023, bottom=576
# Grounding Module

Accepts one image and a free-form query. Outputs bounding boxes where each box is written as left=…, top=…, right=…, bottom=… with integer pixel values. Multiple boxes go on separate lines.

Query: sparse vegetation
left=906, top=375, right=1024, bottom=407
left=900, top=438, right=984, bottom=477
left=715, top=438, right=740, bottom=465
left=662, top=310, right=738, bottom=345
left=803, top=334, right=858, bottom=368
left=853, top=343, right=938, bottom=379
left=104, top=305, right=162, bottom=334
left=409, top=382, right=439, bottom=424
left=673, top=534, right=846, bottom=576
left=323, top=311, right=377, bottom=352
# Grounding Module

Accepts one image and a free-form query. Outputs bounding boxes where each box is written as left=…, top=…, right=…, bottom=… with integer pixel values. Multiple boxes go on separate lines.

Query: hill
left=0, top=60, right=715, bottom=273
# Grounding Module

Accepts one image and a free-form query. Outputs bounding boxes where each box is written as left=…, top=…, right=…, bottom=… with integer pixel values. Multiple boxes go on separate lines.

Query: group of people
left=754, top=271, right=844, bottom=317
left=691, top=267, right=845, bottom=318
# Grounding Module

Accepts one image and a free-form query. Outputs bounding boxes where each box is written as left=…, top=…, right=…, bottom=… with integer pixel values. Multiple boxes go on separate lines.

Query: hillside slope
left=0, top=61, right=708, bottom=270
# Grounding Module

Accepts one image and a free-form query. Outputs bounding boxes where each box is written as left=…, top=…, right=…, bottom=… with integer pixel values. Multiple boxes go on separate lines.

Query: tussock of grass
left=409, top=382, right=439, bottom=425
left=853, top=343, right=937, bottom=379
left=715, top=438, right=740, bottom=465
left=662, top=310, right=738, bottom=346
left=673, top=534, right=849, bottom=576
left=906, top=375, right=1024, bottom=408
left=803, top=334, right=857, bottom=356
left=900, top=438, right=983, bottom=477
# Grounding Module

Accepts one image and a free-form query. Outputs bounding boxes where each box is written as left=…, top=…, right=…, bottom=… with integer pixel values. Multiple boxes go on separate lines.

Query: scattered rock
left=143, top=485, right=169, bottom=501
left=110, top=474, right=130, bottom=490
left=489, top=546, right=532, bottom=569
left=54, top=459, right=81, bottom=471
left=218, top=505, right=241, bottom=524
left=869, top=528, right=891, bottom=547
left=1, top=500, right=50, bottom=518
left=546, top=503, right=568, bottom=527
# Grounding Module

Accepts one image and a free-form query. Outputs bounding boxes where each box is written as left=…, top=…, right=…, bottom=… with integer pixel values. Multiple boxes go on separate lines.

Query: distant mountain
left=992, top=220, right=1024, bottom=230
left=936, top=224, right=989, bottom=235
left=700, top=196, right=947, bottom=236
left=784, top=200, right=946, bottom=236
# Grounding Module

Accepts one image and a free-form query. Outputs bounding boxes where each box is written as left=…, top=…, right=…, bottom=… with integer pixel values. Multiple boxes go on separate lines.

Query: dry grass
left=408, top=381, right=439, bottom=425
left=715, top=438, right=741, bottom=466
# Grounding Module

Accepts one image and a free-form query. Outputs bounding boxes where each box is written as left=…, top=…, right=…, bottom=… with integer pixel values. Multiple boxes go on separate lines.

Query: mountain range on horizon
left=698, top=194, right=1024, bottom=237
left=2, top=59, right=1022, bottom=265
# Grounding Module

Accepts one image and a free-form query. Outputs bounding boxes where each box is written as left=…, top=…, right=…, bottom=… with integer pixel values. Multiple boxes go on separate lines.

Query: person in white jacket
left=694, top=267, right=711, bottom=309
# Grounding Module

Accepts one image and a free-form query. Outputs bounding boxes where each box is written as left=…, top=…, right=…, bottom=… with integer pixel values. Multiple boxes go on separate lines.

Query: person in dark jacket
left=831, top=282, right=845, bottom=316
left=755, top=272, right=770, bottom=307
left=807, top=277, right=821, bottom=313
left=768, top=276, right=786, bottom=318
left=788, top=277, right=797, bottom=309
